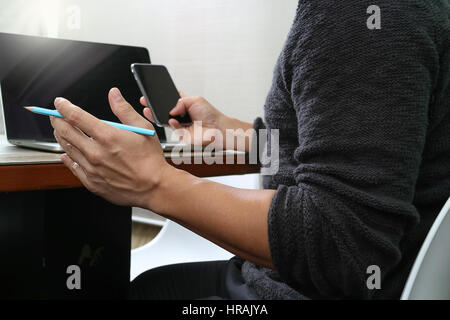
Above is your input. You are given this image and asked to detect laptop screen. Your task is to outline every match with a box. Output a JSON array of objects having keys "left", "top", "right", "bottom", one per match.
[{"left": 0, "top": 32, "right": 165, "bottom": 142}]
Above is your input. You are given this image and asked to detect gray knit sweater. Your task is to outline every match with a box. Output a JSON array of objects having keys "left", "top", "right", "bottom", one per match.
[{"left": 239, "top": 0, "right": 450, "bottom": 299}]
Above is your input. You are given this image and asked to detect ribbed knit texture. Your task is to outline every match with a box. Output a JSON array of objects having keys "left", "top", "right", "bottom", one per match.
[{"left": 242, "top": 0, "right": 450, "bottom": 299}]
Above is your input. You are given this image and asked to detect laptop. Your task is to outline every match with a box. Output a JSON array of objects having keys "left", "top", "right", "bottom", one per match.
[{"left": 0, "top": 32, "right": 180, "bottom": 152}]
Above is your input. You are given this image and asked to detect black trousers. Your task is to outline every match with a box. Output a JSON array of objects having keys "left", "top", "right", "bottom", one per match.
[{"left": 130, "top": 260, "right": 230, "bottom": 300}]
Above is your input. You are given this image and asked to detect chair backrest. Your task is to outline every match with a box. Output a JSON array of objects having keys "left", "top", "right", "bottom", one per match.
[{"left": 401, "top": 197, "right": 450, "bottom": 300}]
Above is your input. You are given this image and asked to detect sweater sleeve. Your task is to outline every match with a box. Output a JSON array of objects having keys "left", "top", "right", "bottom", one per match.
[{"left": 268, "top": 1, "right": 440, "bottom": 298}]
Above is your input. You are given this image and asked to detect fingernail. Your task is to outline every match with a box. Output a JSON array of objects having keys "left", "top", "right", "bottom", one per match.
[
  {"left": 54, "top": 97, "right": 65, "bottom": 108},
  {"left": 112, "top": 88, "right": 122, "bottom": 102}
]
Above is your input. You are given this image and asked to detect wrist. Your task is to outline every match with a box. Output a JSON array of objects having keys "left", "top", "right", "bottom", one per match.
[
  {"left": 145, "top": 164, "right": 199, "bottom": 216},
  {"left": 218, "top": 115, "right": 252, "bottom": 133},
  {"left": 217, "top": 116, "right": 253, "bottom": 152}
]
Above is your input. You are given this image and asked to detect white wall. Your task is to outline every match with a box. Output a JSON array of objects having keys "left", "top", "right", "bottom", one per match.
[{"left": 0, "top": 0, "right": 298, "bottom": 134}]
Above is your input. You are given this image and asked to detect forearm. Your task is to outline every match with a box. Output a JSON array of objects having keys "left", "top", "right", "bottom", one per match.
[{"left": 150, "top": 167, "right": 276, "bottom": 268}]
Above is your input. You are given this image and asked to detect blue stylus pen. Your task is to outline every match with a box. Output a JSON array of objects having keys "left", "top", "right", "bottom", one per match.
[{"left": 24, "top": 106, "right": 156, "bottom": 137}]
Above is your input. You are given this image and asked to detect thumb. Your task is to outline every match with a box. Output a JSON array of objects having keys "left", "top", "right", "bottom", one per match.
[
  {"left": 109, "top": 88, "right": 152, "bottom": 128},
  {"left": 169, "top": 98, "right": 189, "bottom": 116}
]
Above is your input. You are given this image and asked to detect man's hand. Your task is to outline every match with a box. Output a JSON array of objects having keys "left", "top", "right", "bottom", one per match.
[
  {"left": 141, "top": 93, "right": 253, "bottom": 150},
  {"left": 50, "top": 87, "right": 172, "bottom": 211}
]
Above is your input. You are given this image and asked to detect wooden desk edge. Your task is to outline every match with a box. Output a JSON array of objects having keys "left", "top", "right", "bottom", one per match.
[{"left": 0, "top": 155, "right": 261, "bottom": 192}]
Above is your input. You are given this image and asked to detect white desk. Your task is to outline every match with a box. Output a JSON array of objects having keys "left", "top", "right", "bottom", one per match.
[{"left": 0, "top": 135, "right": 61, "bottom": 165}]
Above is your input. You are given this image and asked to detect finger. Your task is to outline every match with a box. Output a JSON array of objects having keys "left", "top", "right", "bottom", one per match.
[
  {"left": 169, "top": 98, "right": 187, "bottom": 116},
  {"left": 61, "top": 153, "right": 88, "bottom": 184},
  {"left": 50, "top": 116, "right": 96, "bottom": 157},
  {"left": 109, "top": 88, "right": 153, "bottom": 129},
  {"left": 178, "top": 90, "right": 187, "bottom": 98},
  {"left": 170, "top": 96, "right": 203, "bottom": 116},
  {"left": 143, "top": 107, "right": 155, "bottom": 122},
  {"left": 168, "top": 118, "right": 183, "bottom": 130},
  {"left": 54, "top": 97, "right": 111, "bottom": 141},
  {"left": 54, "top": 130, "right": 94, "bottom": 173},
  {"left": 140, "top": 96, "right": 148, "bottom": 107},
  {"left": 140, "top": 97, "right": 155, "bottom": 121}
]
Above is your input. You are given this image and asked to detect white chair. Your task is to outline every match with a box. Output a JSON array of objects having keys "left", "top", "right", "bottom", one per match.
[
  {"left": 130, "top": 173, "right": 261, "bottom": 281},
  {"left": 401, "top": 197, "right": 450, "bottom": 300}
]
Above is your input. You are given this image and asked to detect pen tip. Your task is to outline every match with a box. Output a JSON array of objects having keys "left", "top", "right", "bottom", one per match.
[{"left": 24, "top": 106, "right": 33, "bottom": 111}]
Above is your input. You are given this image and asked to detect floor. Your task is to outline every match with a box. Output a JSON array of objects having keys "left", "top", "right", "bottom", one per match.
[{"left": 131, "top": 222, "right": 161, "bottom": 250}]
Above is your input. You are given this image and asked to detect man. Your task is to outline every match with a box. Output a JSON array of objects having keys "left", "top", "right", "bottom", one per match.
[{"left": 50, "top": 1, "right": 450, "bottom": 299}]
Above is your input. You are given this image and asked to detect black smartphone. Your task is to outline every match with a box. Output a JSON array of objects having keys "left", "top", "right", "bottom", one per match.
[{"left": 131, "top": 63, "right": 192, "bottom": 127}]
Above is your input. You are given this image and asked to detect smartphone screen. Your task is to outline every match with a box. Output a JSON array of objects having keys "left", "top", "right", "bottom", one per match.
[{"left": 131, "top": 63, "right": 192, "bottom": 127}]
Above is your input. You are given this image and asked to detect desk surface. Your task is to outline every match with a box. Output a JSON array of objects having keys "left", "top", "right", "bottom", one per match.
[
  {"left": 0, "top": 135, "right": 260, "bottom": 192},
  {"left": 0, "top": 136, "right": 62, "bottom": 165}
]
